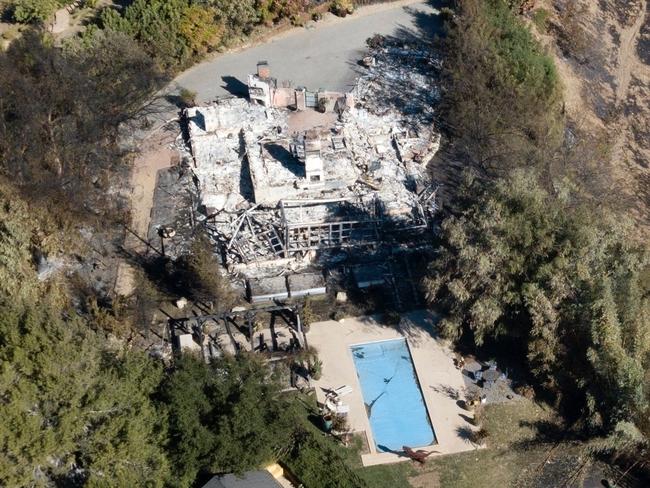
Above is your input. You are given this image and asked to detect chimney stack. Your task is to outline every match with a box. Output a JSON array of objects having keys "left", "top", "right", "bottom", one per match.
[
  {"left": 303, "top": 131, "right": 324, "bottom": 185},
  {"left": 257, "top": 61, "right": 270, "bottom": 80}
]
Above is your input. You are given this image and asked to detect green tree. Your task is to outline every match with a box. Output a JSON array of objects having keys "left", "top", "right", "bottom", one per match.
[
  {"left": 0, "top": 303, "right": 170, "bottom": 487},
  {"left": 0, "top": 184, "right": 169, "bottom": 487},
  {"left": 283, "top": 427, "right": 369, "bottom": 488},
  {"left": 440, "top": 0, "right": 562, "bottom": 179},
  {"left": 100, "top": 0, "right": 222, "bottom": 69},
  {"left": 179, "top": 4, "right": 222, "bottom": 55},
  {"left": 0, "top": 30, "right": 163, "bottom": 219},
  {"left": 424, "top": 171, "right": 650, "bottom": 431},
  {"left": 581, "top": 279, "right": 646, "bottom": 428},
  {"left": 11, "top": 0, "right": 67, "bottom": 24},
  {"left": 162, "top": 354, "right": 295, "bottom": 486},
  {"left": 197, "top": 0, "right": 257, "bottom": 35}
]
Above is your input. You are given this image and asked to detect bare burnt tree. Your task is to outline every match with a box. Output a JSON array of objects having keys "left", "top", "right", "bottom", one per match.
[{"left": 0, "top": 30, "right": 166, "bottom": 220}]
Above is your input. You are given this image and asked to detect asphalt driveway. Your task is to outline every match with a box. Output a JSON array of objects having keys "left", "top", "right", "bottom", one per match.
[{"left": 172, "top": 1, "right": 443, "bottom": 103}]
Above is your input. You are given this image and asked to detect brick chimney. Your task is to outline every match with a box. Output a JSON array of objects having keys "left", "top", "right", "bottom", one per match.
[{"left": 257, "top": 61, "right": 271, "bottom": 80}]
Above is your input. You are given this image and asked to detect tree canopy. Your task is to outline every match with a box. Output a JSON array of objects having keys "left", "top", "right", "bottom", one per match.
[
  {"left": 0, "top": 30, "right": 164, "bottom": 217},
  {"left": 10, "top": 0, "right": 72, "bottom": 24},
  {"left": 98, "top": 0, "right": 310, "bottom": 70},
  {"left": 161, "top": 354, "right": 296, "bottom": 487},
  {"left": 0, "top": 183, "right": 311, "bottom": 488},
  {"left": 0, "top": 182, "right": 169, "bottom": 487},
  {"left": 424, "top": 171, "right": 650, "bottom": 432},
  {"left": 440, "top": 0, "right": 562, "bottom": 178}
]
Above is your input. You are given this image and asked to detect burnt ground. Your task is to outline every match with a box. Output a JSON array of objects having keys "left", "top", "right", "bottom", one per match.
[{"left": 534, "top": 0, "right": 650, "bottom": 239}]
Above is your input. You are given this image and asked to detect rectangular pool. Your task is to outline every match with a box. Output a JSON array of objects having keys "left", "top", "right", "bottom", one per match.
[{"left": 351, "top": 338, "right": 436, "bottom": 451}]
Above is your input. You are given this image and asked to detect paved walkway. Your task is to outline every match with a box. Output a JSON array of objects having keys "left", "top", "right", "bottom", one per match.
[{"left": 308, "top": 311, "right": 477, "bottom": 466}]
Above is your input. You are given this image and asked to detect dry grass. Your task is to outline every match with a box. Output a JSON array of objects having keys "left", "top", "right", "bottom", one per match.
[
  {"left": 357, "top": 399, "right": 560, "bottom": 488},
  {"left": 531, "top": 0, "right": 650, "bottom": 241},
  {"left": 427, "top": 400, "right": 558, "bottom": 487}
]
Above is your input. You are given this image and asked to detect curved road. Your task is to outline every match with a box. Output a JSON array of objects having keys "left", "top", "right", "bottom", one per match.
[{"left": 173, "top": 1, "right": 442, "bottom": 103}]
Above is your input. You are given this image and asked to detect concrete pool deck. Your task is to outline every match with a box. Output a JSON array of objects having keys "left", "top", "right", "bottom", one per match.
[{"left": 308, "top": 310, "right": 478, "bottom": 466}]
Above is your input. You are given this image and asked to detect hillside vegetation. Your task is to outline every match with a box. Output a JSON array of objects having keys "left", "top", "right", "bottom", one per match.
[
  {"left": 0, "top": 174, "right": 364, "bottom": 486},
  {"left": 2, "top": 0, "right": 320, "bottom": 70},
  {"left": 0, "top": 0, "right": 649, "bottom": 486},
  {"left": 439, "top": 0, "right": 561, "bottom": 179},
  {"left": 0, "top": 181, "right": 350, "bottom": 486},
  {"left": 426, "top": 0, "right": 650, "bottom": 474}
]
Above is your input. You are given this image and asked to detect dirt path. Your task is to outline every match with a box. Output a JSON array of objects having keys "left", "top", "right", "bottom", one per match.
[
  {"left": 129, "top": 134, "right": 177, "bottom": 239},
  {"left": 614, "top": 0, "right": 647, "bottom": 103},
  {"left": 609, "top": 0, "right": 650, "bottom": 229},
  {"left": 610, "top": 1, "right": 647, "bottom": 162},
  {"left": 114, "top": 130, "right": 176, "bottom": 296},
  {"left": 538, "top": 0, "right": 650, "bottom": 237}
]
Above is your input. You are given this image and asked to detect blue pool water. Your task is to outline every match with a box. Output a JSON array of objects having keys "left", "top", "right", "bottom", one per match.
[{"left": 351, "top": 338, "right": 436, "bottom": 451}]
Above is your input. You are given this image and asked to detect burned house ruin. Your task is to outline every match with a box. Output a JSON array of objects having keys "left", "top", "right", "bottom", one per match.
[{"left": 163, "top": 37, "right": 442, "bottom": 307}]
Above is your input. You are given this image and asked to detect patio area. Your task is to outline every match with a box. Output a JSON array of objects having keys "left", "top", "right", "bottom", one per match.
[{"left": 307, "top": 310, "right": 478, "bottom": 466}]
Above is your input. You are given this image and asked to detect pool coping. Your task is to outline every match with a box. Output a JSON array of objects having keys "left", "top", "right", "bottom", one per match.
[
  {"left": 307, "top": 311, "right": 480, "bottom": 466},
  {"left": 349, "top": 337, "right": 439, "bottom": 452}
]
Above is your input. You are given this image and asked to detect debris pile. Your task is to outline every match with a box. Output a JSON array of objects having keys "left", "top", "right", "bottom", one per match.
[{"left": 161, "top": 36, "right": 443, "bottom": 290}]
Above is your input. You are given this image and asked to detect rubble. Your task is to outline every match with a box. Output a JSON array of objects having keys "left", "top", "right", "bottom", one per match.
[
  {"left": 287, "top": 273, "right": 327, "bottom": 299},
  {"left": 248, "top": 275, "right": 289, "bottom": 303},
  {"left": 353, "top": 264, "right": 387, "bottom": 289},
  {"left": 161, "top": 36, "right": 443, "bottom": 302}
]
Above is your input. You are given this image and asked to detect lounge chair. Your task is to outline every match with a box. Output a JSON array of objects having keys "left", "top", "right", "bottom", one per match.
[
  {"left": 331, "top": 404, "right": 350, "bottom": 414},
  {"left": 333, "top": 385, "right": 353, "bottom": 397},
  {"left": 326, "top": 398, "right": 350, "bottom": 414}
]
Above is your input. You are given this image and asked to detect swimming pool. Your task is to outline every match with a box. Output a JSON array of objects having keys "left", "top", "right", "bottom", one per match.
[{"left": 351, "top": 338, "right": 436, "bottom": 451}]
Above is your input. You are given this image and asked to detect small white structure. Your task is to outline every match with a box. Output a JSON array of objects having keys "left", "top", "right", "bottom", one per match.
[
  {"left": 177, "top": 333, "right": 201, "bottom": 353},
  {"left": 333, "top": 385, "right": 353, "bottom": 397},
  {"left": 303, "top": 130, "right": 324, "bottom": 185},
  {"left": 290, "top": 129, "right": 325, "bottom": 188},
  {"left": 247, "top": 61, "right": 273, "bottom": 107},
  {"left": 175, "top": 297, "right": 188, "bottom": 310},
  {"left": 326, "top": 397, "right": 350, "bottom": 414}
]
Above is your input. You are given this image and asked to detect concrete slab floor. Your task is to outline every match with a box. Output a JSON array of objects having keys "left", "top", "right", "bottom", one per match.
[
  {"left": 307, "top": 310, "right": 479, "bottom": 466},
  {"left": 287, "top": 110, "right": 338, "bottom": 133}
]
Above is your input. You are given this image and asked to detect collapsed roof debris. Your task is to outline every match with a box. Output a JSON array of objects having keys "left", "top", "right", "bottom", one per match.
[{"left": 157, "top": 35, "right": 443, "bottom": 298}]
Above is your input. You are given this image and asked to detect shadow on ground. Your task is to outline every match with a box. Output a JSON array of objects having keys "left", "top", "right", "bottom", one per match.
[{"left": 221, "top": 75, "right": 249, "bottom": 97}]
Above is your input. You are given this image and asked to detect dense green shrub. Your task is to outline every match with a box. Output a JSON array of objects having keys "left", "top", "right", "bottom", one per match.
[
  {"left": 434, "top": 3, "right": 650, "bottom": 437},
  {"left": 484, "top": 0, "right": 558, "bottom": 100},
  {"left": 330, "top": 0, "right": 354, "bottom": 17},
  {"left": 98, "top": 0, "right": 311, "bottom": 70},
  {"left": 0, "top": 183, "right": 321, "bottom": 487},
  {"left": 100, "top": 0, "right": 201, "bottom": 69},
  {"left": 424, "top": 171, "right": 650, "bottom": 432},
  {"left": 441, "top": 0, "right": 562, "bottom": 177},
  {"left": 0, "top": 184, "right": 170, "bottom": 487},
  {"left": 283, "top": 428, "right": 369, "bottom": 488},
  {"left": 161, "top": 354, "right": 297, "bottom": 486},
  {"left": 198, "top": 0, "right": 257, "bottom": 34},
  {"left": 532, "top": 8, "right": 550, "bottom": 32},
  {"left": 181, "top": 231, "right": 233, "bottom": 307},
  {"left": 11, "top": 0, "right": 70, "bottom": 24}
]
